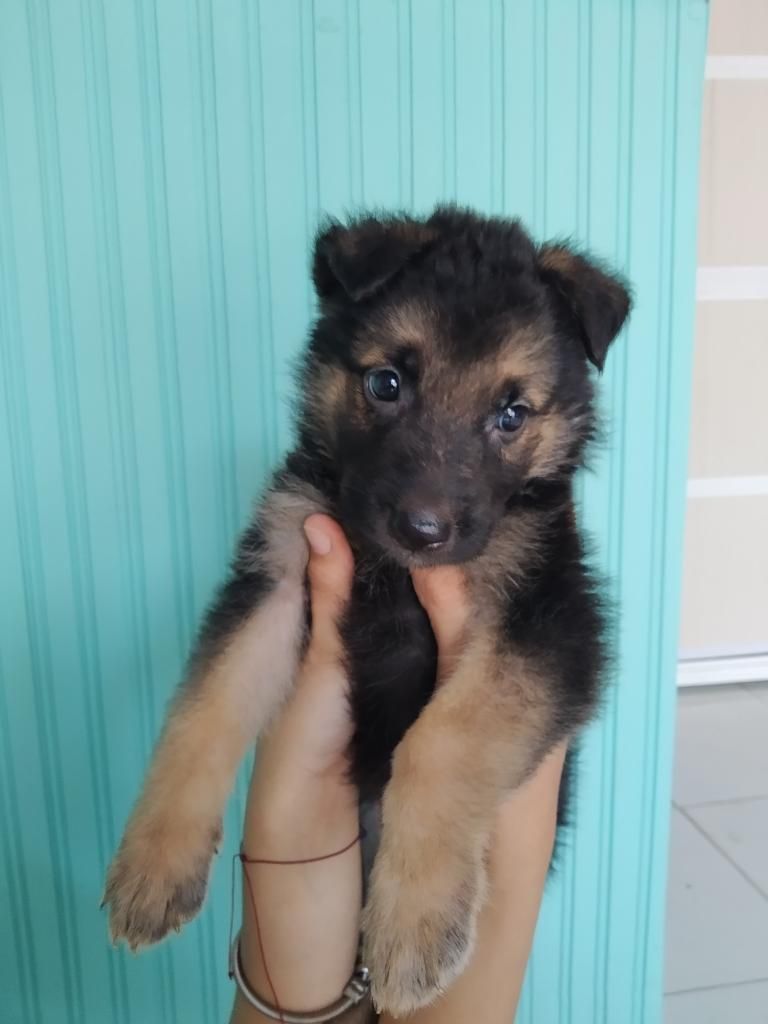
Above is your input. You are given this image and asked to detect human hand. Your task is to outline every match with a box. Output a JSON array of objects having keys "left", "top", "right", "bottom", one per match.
[
  {"left": 247, "top": 519, "right": 474, "bottom": 840},
  {"left": 233, "top": 517, "right": 564, "bottom": 1024},
  {"left": 234, "top": 516, "right": 363, "bottom": 1019},
  {"left": 243, "top": 514, "right": 358, "bottom": 852},
  {"left": 410, "top": 564, "right": 471, "bottom": 682}
]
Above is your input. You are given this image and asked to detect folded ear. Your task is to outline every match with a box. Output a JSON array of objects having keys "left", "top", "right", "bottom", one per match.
[
  {"left": 313, "top": 216, "right": 436, "bottom": 305},
  {"left": 538, "top": 244, "right": 632, "bottom": 370}
]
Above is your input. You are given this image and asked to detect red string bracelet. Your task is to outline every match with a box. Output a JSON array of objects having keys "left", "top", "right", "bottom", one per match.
[{"left": 228, "top": 832, "right": 367, "bottom": 1023}]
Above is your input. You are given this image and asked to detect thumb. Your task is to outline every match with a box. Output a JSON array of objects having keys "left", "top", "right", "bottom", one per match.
[
  {"left": 410, "top": 565, "right": 470, "bottom": 660},
  {"left": 303, "top": 514, "right": 355, "bottom": 659}
]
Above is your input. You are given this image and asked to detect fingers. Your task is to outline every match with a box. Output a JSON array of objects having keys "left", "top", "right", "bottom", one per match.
[
  {"left": 304, "top": 514, "right": 355, "bottom": 661},
  {"left": 303, "top": 515, "right": 470, "bottom": 675},
  {"left": 411, "top": 565, "right": 470, "bottom": 660}
]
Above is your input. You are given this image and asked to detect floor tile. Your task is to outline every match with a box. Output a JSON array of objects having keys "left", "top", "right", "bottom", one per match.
[
  {"left": 665, "top": 981, "right": 768, "bottom": 1024},
  {"left": 678, "top": 683, "right": 757, "bottom": 707},
  {"left": 746, "top": 681, "right": 768, "bottom": 704},
  {"left": 689, "top": 797, "right": 768, "bottom": 897},
  {"left": 673, "top": 687, "right": 768, "bottom": 805},
  {"left": 665, "top": 809, "right": 768, "bottom": 992}
]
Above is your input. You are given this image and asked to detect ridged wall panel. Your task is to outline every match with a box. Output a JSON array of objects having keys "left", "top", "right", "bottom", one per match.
[{"left": 0, "top": 2, "right": 708, "bottom": 1021}]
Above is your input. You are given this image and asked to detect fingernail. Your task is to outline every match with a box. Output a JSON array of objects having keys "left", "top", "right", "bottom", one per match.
[{"left": 304, "top": 521, "right": 332, "bottom": 556}]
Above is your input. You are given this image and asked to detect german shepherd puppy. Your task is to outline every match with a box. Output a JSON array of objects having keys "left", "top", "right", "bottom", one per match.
[{"left": 104, "top": 205, "right": 630, "bottom": 1015}]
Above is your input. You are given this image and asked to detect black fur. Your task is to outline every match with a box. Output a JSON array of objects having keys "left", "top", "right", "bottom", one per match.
[
  {"left": 203, "top": 204, "right": 629, "bottom": 817},
  {"left": 344, "top": 502, "right": 608, "bottom": 807},
  {"left": 104, "top": 207, "right": 632, "bottom": 982}
]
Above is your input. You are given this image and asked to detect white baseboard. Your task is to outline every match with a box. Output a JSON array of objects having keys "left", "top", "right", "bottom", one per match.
[
  {"left": 706, "top": 56, "right": 768, "bottom": 80},
  {"left": 677, "top": 654, "right": 768, "bottom": 688},
  {"left": 687, "top": 475, "right": 768, "bottom": 499},
  {"left": 696, "top": 265, "right": 768, "bottom": 301}
]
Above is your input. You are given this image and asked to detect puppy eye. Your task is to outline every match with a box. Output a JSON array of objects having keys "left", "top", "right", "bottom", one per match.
[
  {"left": 496, "top": 404, "right": 528, "bottom": 433},
  {"left": 365, "top": 368, "right": 400, "bottom": 403}
]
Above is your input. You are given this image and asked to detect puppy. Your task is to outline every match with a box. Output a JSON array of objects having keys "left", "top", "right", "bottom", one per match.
[{"left": 103, "top": 205, "right": 631, "bottom": 1015}]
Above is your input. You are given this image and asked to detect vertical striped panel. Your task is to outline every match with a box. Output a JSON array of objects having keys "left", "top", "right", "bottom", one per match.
[{"left": 0, "top": 2, "right": 708, "bottom": 1021}]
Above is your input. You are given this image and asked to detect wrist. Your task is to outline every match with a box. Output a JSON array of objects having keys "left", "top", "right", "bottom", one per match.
[{"left": 245, "top": 769, "right": 359, "bottom": 857}]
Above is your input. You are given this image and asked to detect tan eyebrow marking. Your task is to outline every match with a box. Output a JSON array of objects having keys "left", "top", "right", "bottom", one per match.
[
  {"left": 491, "top": 326, "right": 557, "bottom": 409},
  {"left": 354, "top": 299, "right": 437, "bottom": 369}
]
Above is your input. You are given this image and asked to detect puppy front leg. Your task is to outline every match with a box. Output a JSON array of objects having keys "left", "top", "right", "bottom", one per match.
[
  {"left": 363, "top": 630, "right": 562, "bottom": 1015},
  {"left": 104, "top": 480, "right": 324, "bottom": 949}
]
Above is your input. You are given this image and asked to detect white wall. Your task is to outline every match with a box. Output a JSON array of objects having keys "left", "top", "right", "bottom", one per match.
[{"left": 680, "top": 0, "right": 768, "bottom": 669}]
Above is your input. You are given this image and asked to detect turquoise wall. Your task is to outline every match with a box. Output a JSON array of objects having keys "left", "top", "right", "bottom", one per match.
[{"left": 0, "top": 2, "right": 708, "bottom": 1022}]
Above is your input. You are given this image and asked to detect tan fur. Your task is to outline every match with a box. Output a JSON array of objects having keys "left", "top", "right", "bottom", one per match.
[
  {"left": 413, "top": 318, "right": 559, "bottom": 426},
  {"left": 528, "top": 408, "right": 587, "bottom": 477},
  {"left": 243, "top": 480, "right": 328, "bottom": 578},
  {"left": 383, "top": 300, "right": 435, "bottom": 350},
  {"left": 468, "top": 507, "right": 547, "bottom": 596},
  {"left": 538, "top": 244, "right": 576, "bottom": 276},
  {"left": 302, "top": 361, "right": 348, "bottom": 455},
  {"left": 353, "top": 300, "right": 436, "bottom": 368},
  {"left": 495, "top": 325, "right": 557, "bottom": 406},
  {"left": 363, "top": 620, "right": 559, "bottom": 1015},
  {"left": 495, "top": 405, "right": 572, "bottom": 475},
  {"left": 344, "top": 306, "right": 564, "bottom": 455},
  {"left": 104, "top": 482, "right": 324, "bottom": 948}
]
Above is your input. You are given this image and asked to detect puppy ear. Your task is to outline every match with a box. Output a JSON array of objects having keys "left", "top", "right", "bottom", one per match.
[
  {"left": 313, "top": 217, "right": 435, "bottom": 305},
  {"left": 538, "top": 244, "right": 632, "bottom": 370}
]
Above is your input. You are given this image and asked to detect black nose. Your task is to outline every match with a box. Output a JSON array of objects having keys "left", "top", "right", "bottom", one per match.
[{"left": 391, "top": 507, "right": 452, "bottom": 551}]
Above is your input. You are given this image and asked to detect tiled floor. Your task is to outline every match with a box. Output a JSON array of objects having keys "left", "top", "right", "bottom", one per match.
[{"left": 665, "top": 682, "right": 768, "bottom": 1023}]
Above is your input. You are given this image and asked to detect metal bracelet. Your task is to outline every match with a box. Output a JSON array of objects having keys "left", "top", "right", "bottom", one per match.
[{"left": 229, "top": 931, "right": 371, "bottom": 1023}]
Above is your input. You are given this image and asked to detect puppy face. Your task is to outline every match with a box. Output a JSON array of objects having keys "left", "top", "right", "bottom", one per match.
[{"left": 299, "top": 206, "right": 630, "bottom": 568}]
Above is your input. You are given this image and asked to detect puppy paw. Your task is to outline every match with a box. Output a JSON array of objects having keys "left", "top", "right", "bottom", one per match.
[
  {"left": 103, "top": 816, "right": 222, "bottom": 949},
  {"left": 362, "top": 840, "right": 485, "bottom": 1016}
]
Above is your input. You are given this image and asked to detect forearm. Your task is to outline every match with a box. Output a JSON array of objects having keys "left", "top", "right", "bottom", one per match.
[
  {"left": 231, "top": 765, "right": 363, "bottom": 1023},
  {"left": 378, "top": 741, "right": 567, "bottom": 1024},
  {"left": 232, "top": 738, "right": 564, "bottom": 1024}
]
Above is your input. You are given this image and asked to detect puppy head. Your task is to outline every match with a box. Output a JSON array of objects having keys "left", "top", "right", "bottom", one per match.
[{"left": 300, "top": 206, "right": 631, "bottom": 567}]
